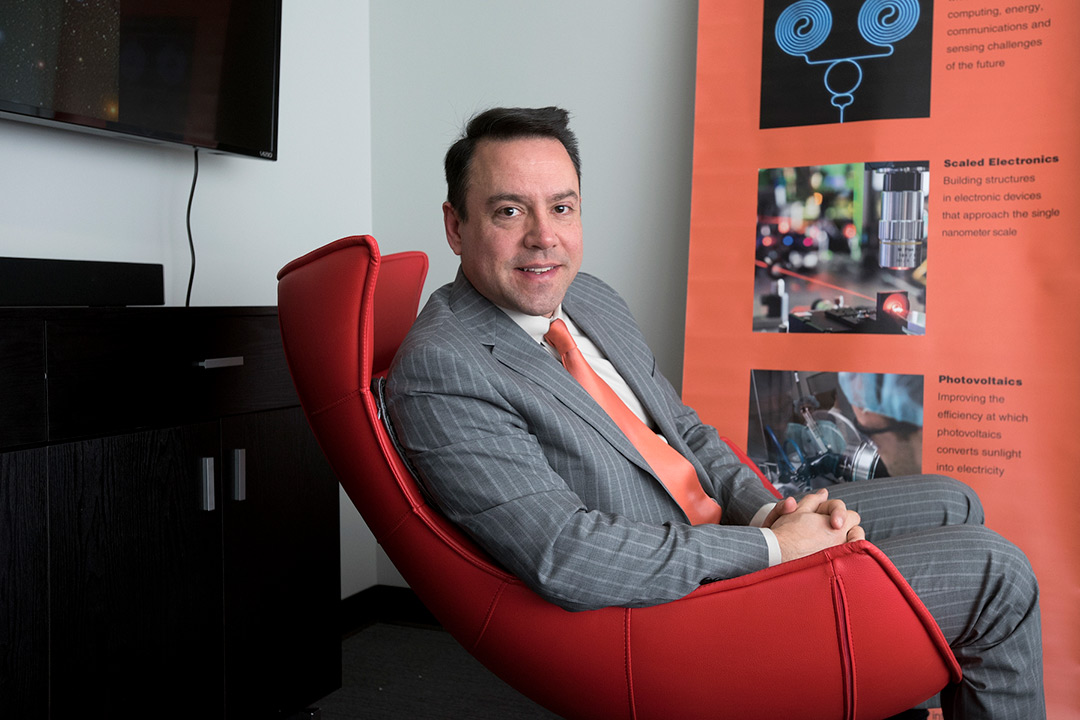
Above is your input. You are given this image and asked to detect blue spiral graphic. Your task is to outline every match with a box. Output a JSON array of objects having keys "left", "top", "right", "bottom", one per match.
[
  {"left": 775, "top": 0, "right": 833, "bottom": 56},
  {"left": 858, "top": 0, "right": 920, "bottom": 46}
]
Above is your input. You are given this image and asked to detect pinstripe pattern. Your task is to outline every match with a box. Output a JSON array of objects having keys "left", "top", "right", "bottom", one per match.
[
  {"left": 387, "top": 271, "right": 1044, "bottom": 716},
  {"left": 387, "top": 271, "right": 778, "bottom": 610},
  {"left": 829, "top": 476, "right": 1045, "bottom": 718}
]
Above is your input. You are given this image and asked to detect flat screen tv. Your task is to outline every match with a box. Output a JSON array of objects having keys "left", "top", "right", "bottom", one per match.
[{"left": 0, "top": 0, "right": 281, "bottom": 160}]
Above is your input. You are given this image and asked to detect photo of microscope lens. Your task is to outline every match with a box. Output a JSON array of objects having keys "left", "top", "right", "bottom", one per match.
[
  {"left": 754, "top": 160, "right": 928, "bottom": 335},
  {"left": 874, "top": 163, "right": 929, "bottom": 270}
]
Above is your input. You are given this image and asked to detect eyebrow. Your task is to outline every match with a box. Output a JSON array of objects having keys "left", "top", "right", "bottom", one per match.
[{"left": 484, "top": 190, "right": 580, "bottom": 207}]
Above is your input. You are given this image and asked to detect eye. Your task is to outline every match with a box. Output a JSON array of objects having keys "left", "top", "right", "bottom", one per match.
[
  {"left": 497, "top": 206, "right": 521, "bottom": 218},
  {"left": 553, "top": 204, "right": 573, "bottom": 214}
]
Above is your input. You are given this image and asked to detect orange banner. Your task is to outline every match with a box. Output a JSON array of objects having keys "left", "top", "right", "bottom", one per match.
[{"left": 686, "top": 1, "right": 1080, "bottom": 713}]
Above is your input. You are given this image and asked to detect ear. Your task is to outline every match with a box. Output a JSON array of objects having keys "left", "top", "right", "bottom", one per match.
[{"left": 443, "top": 202, "right": 464, "bottom": 256}]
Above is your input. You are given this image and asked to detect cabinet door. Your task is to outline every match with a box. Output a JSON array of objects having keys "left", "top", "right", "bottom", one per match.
[
  {"left": 49, "top": 422, "right": 226, "bottom": 718},
  {"left": 0, "top": 447, "right": 48, "bottom": 717},
  {"left": 0, "top": 318, "right": 46, "bottom": 448},
  {"left": 221, "top": 407, "right": 340, "bottom": 717}
]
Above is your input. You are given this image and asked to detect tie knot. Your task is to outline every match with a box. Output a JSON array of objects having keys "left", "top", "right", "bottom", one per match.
[{"left": 544, "top": 318, "right": 576, "bottom": 356}]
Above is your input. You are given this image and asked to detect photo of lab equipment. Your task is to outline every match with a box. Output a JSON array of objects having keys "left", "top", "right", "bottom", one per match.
[
  {"left": 747, "top": 370, "right": 924, "bottom": 496},
  {"left": 759, "top": 0, "right": 934, "bottom": 128},
  {"left": 753, "top": 161, "right": 928, "bottom": 335}
]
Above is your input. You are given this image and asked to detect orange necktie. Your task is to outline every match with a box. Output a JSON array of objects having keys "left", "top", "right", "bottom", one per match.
[{"left": 544, "top": 319, "right": 722, "bottom": 525}]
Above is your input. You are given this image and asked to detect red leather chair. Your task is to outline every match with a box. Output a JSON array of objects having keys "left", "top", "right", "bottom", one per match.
[{"left": 277, "top": 235, "right": 960, "bottom": 720}]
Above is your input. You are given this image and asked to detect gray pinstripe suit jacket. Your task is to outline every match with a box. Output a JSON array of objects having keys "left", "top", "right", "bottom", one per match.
[{"left": 386, "top": 269, "right": 780, "bottom": 611}]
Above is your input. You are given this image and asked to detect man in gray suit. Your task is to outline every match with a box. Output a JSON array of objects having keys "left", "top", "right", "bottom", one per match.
[{"left": 386, "top": 107, "right": 1044, "bottom": 718}]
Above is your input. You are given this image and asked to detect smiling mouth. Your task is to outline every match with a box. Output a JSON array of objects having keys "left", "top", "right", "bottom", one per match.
[{"left": 518, "top": 266, "right": 556, "bottom": 275}]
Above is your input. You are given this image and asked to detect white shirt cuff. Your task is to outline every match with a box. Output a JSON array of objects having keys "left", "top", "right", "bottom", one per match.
[
  {"left": 758, "top": 528, "right": 782, "bottom": 567},
  {"left": 750, "top": 502, "right": 782, "bottom": 567},
  {"left": 750, "top": 502, "right": 776, "bottom": 528}
]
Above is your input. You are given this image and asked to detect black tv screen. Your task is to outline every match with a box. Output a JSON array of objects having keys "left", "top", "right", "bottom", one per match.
[{"left": 0, "top": 0, "right": 281, "bottom": 160}]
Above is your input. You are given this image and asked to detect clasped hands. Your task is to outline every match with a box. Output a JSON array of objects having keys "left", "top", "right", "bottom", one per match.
[{"left": 762, "top": 488, "right": 864, "bottom": 562}]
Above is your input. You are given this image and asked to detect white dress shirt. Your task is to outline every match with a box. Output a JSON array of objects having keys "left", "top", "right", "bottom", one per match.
[{"left": 500, "top": 305, "right": 781, "bottom": 566}]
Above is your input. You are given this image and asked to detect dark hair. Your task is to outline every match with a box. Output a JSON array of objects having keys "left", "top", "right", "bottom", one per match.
[{"left": 444, "top": 106, "right": 581, "bottom": 220}]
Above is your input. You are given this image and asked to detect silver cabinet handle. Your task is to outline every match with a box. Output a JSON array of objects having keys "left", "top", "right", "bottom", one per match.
[
  {"left": 197, "top": 356, "right": 244, "bottom": 369},
  {"left": 200, "top": 457, "right": 216, "bottom": 511},
  {"left": 230, "top": 448, "right": 247, "bottom": 501}
]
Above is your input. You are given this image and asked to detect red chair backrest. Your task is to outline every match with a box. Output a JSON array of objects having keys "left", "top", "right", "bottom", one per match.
[
  {"left": 278, "top": 235, "right": 960, "bottom": 720},
  {"left": 278, "top": 235, "right": 431, "bottom": 532},
  {"left": 277, "top": 235, "right": 519, "bottom": 598}
]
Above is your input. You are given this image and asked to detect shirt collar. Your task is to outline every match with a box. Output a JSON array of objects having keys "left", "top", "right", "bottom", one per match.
[{"left": 500, "top": 305, "right": 565, "bottom": 343}]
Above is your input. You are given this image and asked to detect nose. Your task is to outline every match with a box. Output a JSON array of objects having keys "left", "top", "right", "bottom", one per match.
[{"left": 524, "top": 212, "right": 557, "bottom": 250}]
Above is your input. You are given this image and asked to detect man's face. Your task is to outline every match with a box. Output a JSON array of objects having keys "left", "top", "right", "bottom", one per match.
[{"left": 444, "top": 137, "right": 583, "bottom": 318}]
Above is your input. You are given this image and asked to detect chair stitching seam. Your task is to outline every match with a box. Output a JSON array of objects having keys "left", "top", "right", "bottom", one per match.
[
  {"left": 470, "top": 581, "right": 508, "bottom": 652},
  {"left": 309, "top": 387, "right": 363, "bottom": 418},
  {"left": 624, "top": 608, "right": 638, "bottom": 720}
]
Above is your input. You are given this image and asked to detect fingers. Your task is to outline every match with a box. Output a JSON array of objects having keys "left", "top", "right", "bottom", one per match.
[
  {"left": 825, "top": 502, "right": 860, "bottom": 535},
  {"left": 838, "top": 509, "right": 861, "bottom": 536},
  {"left": 771, "top": 487, "right": 866, "bottom": 561},
  {"left": 825, "top": 499, "right": 848, "bottom": 529},
  {"left": 772, "top": 506, "right": 850, "bottom": 562},
  {"left": 808, "top": 492, "right": 862, "bottom": 535},
  {"left": 762, "top": 496, "right": 798, "bottom": 527},
  {"left": 811, "top": 495, "right": 858, "bottom": 533},
  {"left": 794, "top": 487, "right": 829, "bottom": 514}
]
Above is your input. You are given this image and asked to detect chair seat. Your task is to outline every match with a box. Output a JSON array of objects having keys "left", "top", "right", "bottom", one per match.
[{"left": 277, "top": 235, "right": 959, "bottom": 720}]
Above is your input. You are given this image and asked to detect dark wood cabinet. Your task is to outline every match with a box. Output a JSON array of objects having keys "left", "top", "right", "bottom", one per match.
[
  {"left": 0, "top": 445, "right": 49, "bottom": 717},
  {"left": 221, "top": 409, "right": 341, "bottom": 717},
  {"left": 0, "top": 308, "right": 340, "bottom": 719}
]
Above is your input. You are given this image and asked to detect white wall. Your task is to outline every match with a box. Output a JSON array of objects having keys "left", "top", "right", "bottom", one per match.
[
  {"left": 0, "top": 0, "right": 701, "bottom": 597},
  {"left": 368, "top": 0, "right": 700, "bottom": 587},
  {"left": 0, "top": 0, "right": 379, "bottom": 598},
  {"left": 369, "top": 0, "right": 699, "bottom": 386},
  {"left": 0, "top": 0, "right": 372, "bottom": 308}
]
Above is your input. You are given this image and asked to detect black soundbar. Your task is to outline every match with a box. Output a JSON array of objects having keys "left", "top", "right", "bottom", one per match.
[{"left": 0, "top": 257, "right": 165, "bottom": 307}]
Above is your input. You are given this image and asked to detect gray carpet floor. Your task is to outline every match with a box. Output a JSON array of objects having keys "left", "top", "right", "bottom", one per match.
[
  {"left": 314, "top": 623, "right": 561, "bottom": 719},
  {"left": 313, "top": 622, "right": 935, "bottom": 719}
]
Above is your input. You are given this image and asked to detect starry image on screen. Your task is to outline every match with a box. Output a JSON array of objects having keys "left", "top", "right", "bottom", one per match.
[{"left": 0, "top": 0, "right": 281, "bottom": 159}]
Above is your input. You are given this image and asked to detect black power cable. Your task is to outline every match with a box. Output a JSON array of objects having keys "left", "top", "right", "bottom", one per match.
[{"left": 185, "top": 147, "right": 200, "bottom": 307}]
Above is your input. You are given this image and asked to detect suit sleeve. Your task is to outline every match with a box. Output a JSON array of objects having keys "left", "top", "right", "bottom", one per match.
[
  {"left": 654, "top": 368, "right": 780, "bottom": 524},
  {"left": 387, "top": 326, "right": 773, "bottom": 611}
]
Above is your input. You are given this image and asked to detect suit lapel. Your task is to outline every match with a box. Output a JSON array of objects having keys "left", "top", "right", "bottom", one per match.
[
  {"left": 447, "top": 271, "right": 652, "bottom": 473},
  {"left": 563, "top": 282, "right": 683, "bottom": 448}
]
